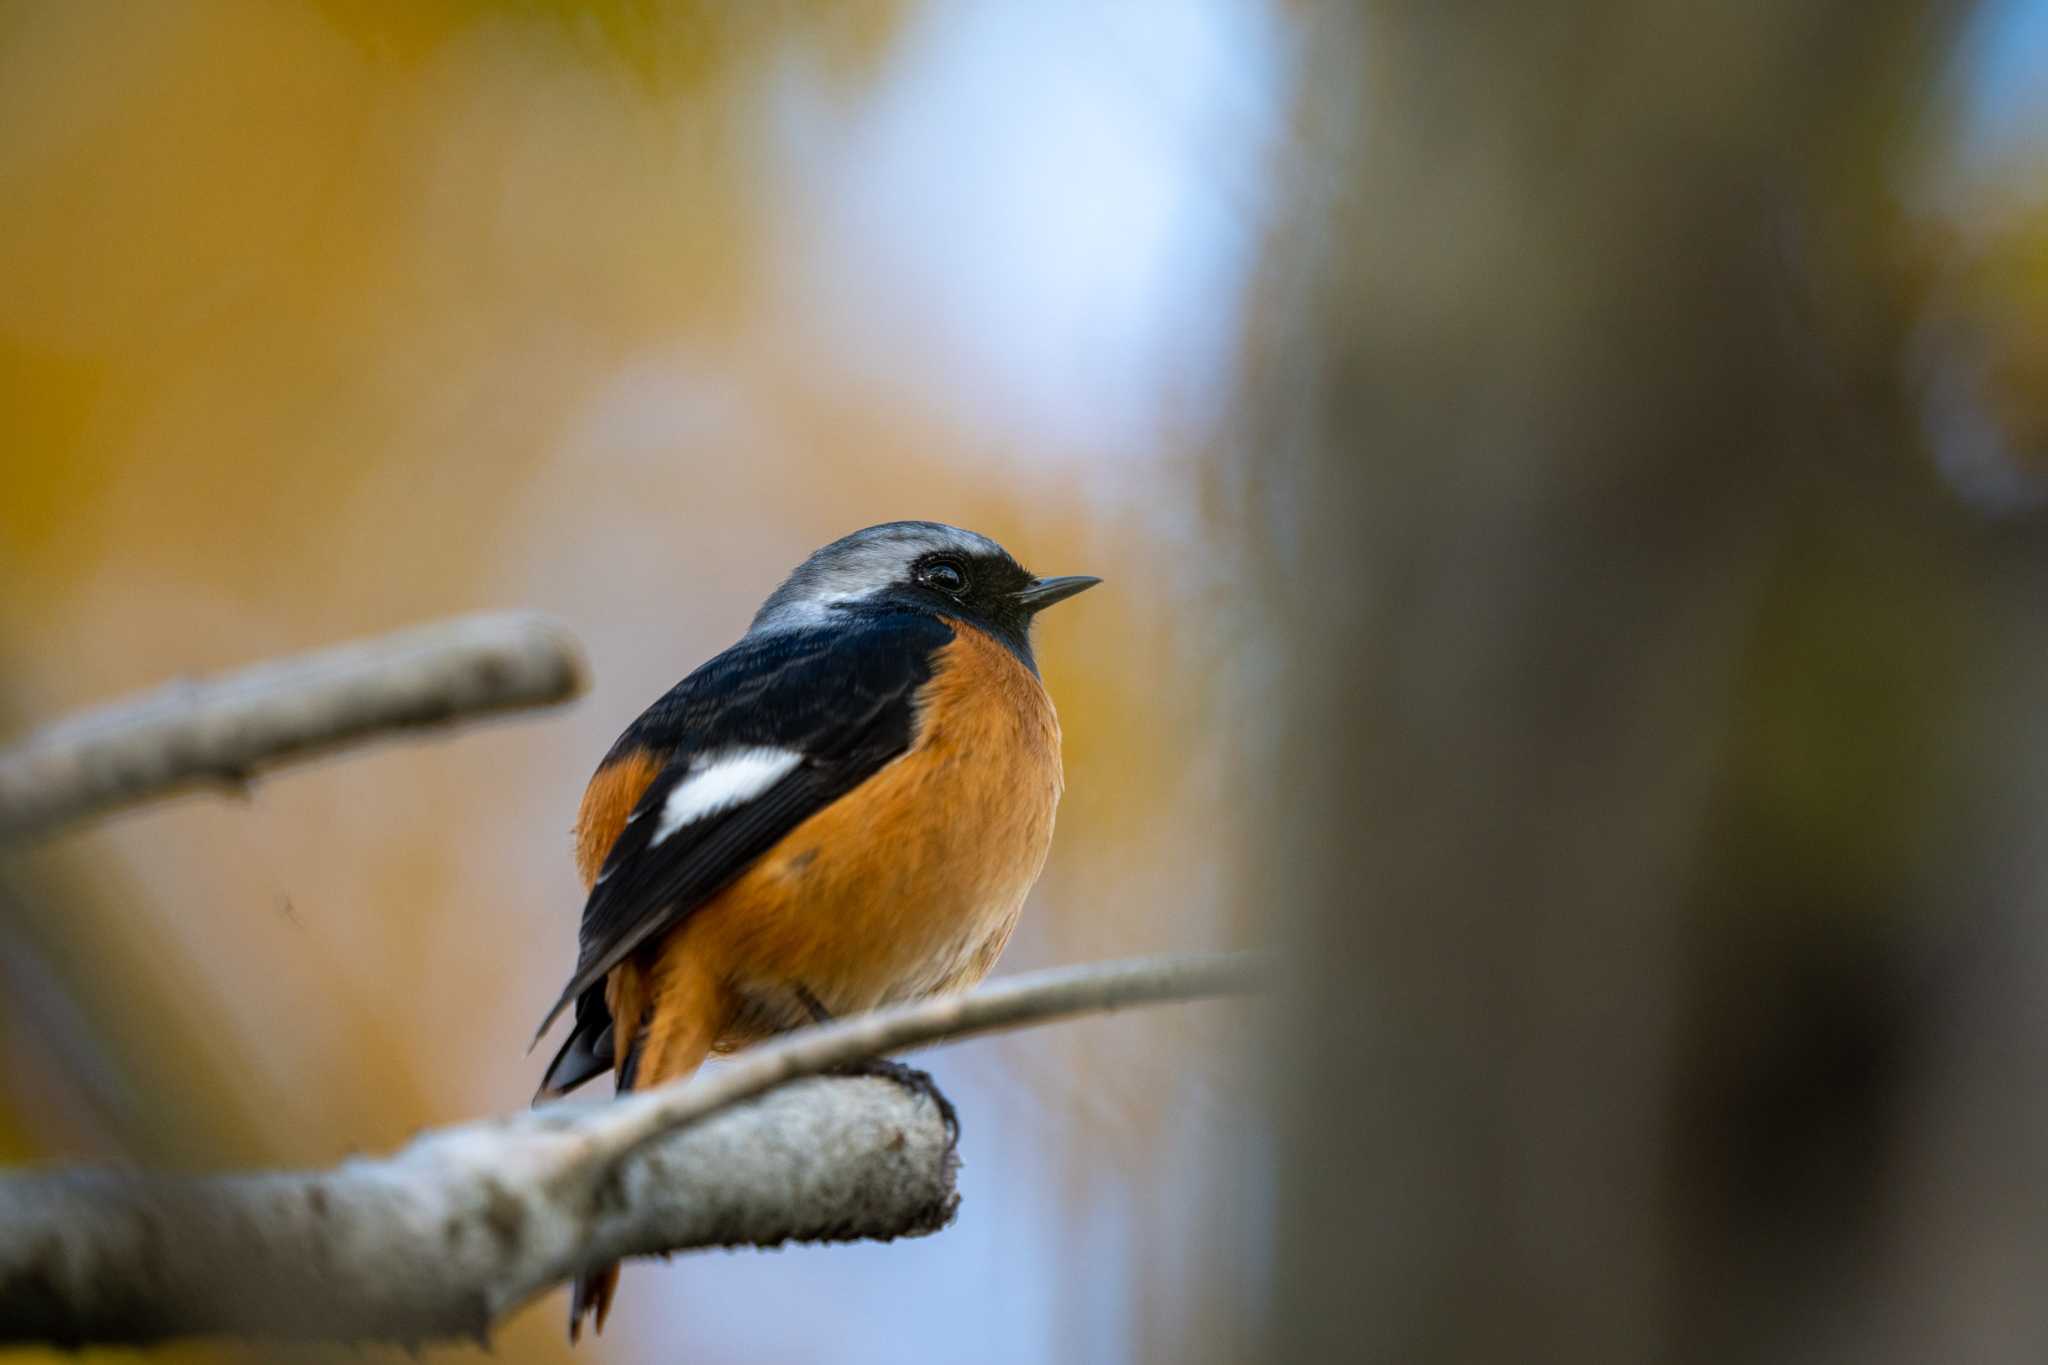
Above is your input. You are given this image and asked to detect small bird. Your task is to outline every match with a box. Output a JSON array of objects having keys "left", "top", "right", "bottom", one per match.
[{"left": 532, "top": 521, "right": 1098, "bottom": 1338}]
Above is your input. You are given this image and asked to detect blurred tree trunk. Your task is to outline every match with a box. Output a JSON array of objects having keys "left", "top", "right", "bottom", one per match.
[{"left": 1243, "top": 3, "right": 1996, "bottom": 1361}]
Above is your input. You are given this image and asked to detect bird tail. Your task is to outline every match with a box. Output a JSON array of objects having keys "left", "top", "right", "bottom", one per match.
[
  {"left": 569, "top": 1264, "right": 621, "bottom": 1344},
  {"left": 567, "top": 951, "right": 725, "bottom": 1342},
  {"left": 536, "top": 985, "right": 615, "bottom": 1103}
]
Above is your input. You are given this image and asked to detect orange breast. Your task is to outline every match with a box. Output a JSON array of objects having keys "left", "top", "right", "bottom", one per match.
[{"left": 658, "top": 622, "right": 1064, "bottom": 1046}]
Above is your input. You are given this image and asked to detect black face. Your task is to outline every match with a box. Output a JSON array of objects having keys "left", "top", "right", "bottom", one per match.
[
  {"left": 776, "top": 524, "right": 1097, "bottom": 672},
  {"left": 889, "top": 548, "right": 1041, "bottom": 660}
]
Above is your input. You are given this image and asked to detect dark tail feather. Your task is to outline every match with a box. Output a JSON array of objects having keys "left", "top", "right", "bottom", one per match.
[
  {"left": 559, "top": 955, "right": 719, "bottom": 1342},
  {"left": 547, "top": 984, "right": 621, "bottom": 1339},
  {"left": 535, "top": 986, "right": 615, "bottom": 1103},
  {"left": 569, "top": 1263, "right": 621, "bottom": 1342}
]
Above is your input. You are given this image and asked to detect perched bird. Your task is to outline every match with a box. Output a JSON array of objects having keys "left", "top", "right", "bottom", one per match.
[{"left": 532, "top": 521, "right": 1098, "bottom": 1339}]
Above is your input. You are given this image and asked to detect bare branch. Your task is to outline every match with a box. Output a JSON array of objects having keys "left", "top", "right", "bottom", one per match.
[
  {"left": 0, "top": 612, "right": 587, "bottom": 840},
  {"left": 0, "top": 953, "right": 1262, "bottom": 1348},
  {"left": 579, "top": 952, "right": 1270, "bottom": 1172}
]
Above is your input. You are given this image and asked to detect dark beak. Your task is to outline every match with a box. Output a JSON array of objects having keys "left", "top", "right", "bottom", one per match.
[{"left": 1014, "top": 575, "right": 1101, "bottom": 613}]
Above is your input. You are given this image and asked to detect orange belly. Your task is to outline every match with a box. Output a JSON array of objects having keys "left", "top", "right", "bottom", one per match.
[{"left": 643, "top": 623, "right": 1063, "bottom": 1057}]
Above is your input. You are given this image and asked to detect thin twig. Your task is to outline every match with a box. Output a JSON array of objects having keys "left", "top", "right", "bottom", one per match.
[
  {"left": 572, "top": 952, "right": 1269, "bottom": 1172},
  {"left": 0, "top": 611, "right": 587, "bottom": 840}
]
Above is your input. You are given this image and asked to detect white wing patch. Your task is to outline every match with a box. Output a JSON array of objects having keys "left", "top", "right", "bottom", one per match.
[{"left": 650, "top": 748, "right": 804, "bottom": 847}]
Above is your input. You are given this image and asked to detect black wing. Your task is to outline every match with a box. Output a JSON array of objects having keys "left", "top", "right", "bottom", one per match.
[{"left": 533, "top": 610, "right": 953, "bottom": 1045}]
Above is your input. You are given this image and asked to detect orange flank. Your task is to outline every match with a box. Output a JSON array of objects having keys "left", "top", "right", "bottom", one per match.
[{"left": 572, "top": 747, "right": 668, "bottom": 890}]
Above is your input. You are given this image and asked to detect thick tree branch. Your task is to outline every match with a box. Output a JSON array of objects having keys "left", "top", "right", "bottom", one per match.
[
  {"left": 0, "top": 611, "right": 587, "bottom": 840},
  {"left": 0, "top": 953, "right": 1262, "bottom": 1348},
  {"left": 0, "top": 1077, "right": 955, "bottom": 1348}
]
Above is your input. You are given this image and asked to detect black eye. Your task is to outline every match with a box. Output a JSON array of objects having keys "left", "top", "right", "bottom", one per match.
[{"left": 921, "top": 558, "right": 969, "bottom": 595}]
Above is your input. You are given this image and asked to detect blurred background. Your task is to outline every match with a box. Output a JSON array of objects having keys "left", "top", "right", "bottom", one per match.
[{"left": 3, "top": 1, "right": 2048, "bottom": 1362}]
